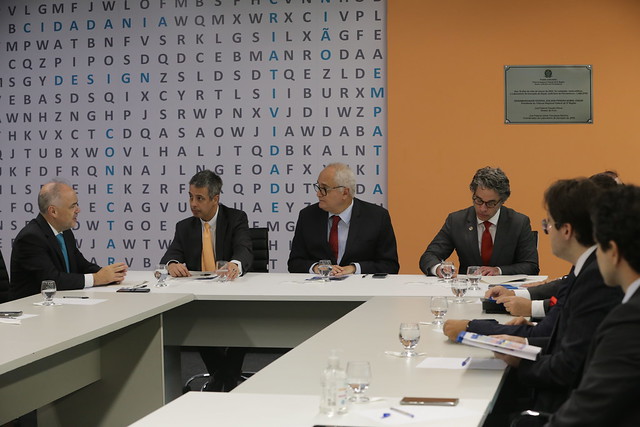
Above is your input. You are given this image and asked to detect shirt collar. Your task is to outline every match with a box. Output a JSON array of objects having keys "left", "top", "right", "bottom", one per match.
[
  {"left": 329, "top": 199, "right": 354, "bottom": 224},
  {"left": 477, "top": 207, "right": 501, "bottom": 226},
  {"left": 574, "top": 245, "right": 597, "bottom": 276},
  {"left": 622, "top": 278, "right": 640, "bottom": 304},
  {"left": 200, "top": 207, "right": 219, "bottom": 228},
  {"left": 46, "top": 221, "right": 62, "bottom": 236}
]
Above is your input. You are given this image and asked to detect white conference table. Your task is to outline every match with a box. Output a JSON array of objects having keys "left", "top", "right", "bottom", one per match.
[
  {"left": 1, "top": 272, "right": 542, "bottom": 425},
  {"left": 0, "top": 291, "right": 193, "bottom": 426},
  {"left": 133, "top": 296, "right": 513, "bottom": 426}
]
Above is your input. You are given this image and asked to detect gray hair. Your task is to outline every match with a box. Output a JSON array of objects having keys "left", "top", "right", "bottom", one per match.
[
  {"left": 328, "top": 163, "right": 356, "bottom": 196},
  {"left": 38, "top": 180, "right": 70, "bottom": 214},
  {"left": 469, "top": 167, "right": 511, "bottom": 201},
  {"left": 189, "top": 170, "right": 223, "bottom": 199}
]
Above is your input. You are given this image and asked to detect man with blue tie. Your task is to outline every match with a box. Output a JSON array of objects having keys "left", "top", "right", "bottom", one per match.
[
  {"left": 10, "top": 180, "right": 127, "bottom": 300},
  {"left": 288, "top": 163, "right": 399, "bottom": 275}
]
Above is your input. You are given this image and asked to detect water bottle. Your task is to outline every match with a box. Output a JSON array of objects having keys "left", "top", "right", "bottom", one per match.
[{"left": 319, "top": 350, "right": 348, "bottom": 416}]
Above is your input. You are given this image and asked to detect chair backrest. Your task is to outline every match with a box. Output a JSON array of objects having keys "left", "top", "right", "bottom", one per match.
[
  {"left": 249, "top": 227, "right": 269, "bottom": 273},
  {"left": 532, "top": 230, "right": 539, "bottom": 249}
]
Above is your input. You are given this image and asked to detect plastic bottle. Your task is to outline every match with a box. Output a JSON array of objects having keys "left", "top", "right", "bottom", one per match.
[{"left": 319, "top": 350, "right": 348, "bottom": 416}]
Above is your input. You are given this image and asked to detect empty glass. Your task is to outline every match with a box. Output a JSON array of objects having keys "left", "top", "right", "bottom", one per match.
[
  {"left": 440, "top": 261, "right": 456, "bottom": 282},
  {"left": 154, "top": 264, "right": 168, "bottom": 287},
  {"left": 430, "top": 296, "right": 448, "bottom": 327},
  {"left": 467, "top": 266, "right": 482, "bottom": 290},
  {"left": 318, "top": 259, "right": 332, "bottom": 282},
  {"left": 398, "top": 322, "right": 421, "bottom": 357},
  {"left": 215, "top": 261, "right": 229, "bottom": 282},
  {"left": 41, "top": 280, "right": 57, "bottom": 306},
  {"left": 451, "top": 279, "right": 468, "bottom": 303},
  {"left": 346, "top": 361, "right": 371, "bottom": 403}
]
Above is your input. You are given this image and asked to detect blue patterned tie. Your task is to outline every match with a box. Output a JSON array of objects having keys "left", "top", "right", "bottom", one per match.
[{"left": 56, "top": 233, "right": 70, "bottom": 273}]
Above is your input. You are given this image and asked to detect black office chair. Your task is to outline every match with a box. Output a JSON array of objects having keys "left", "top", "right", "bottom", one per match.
[
  {"left": 183, "top": 227, "right": 273, "bottom": 393},
  {"left": 510, "top": 409, "right": 551, "bottom": 427}
]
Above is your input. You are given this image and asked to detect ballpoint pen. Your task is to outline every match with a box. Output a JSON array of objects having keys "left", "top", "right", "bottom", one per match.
[
  {"left": 461, "top": 356, "right": 471, "bottom": 366},
  {"left": 63, "top": 296, "right": 89, "bottom": 299},
  {"left": 390, "top": 407, "right": 415, "bottom": 418}
]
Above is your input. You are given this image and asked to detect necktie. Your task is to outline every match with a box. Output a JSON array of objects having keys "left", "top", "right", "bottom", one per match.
[
  {"left": 481, "top": 221, "right": 493, "bottom": 266},
  {"left": 329, "top": 215, "right": 340, "bottom": 261},
  {"left": 56, "top": 233, "right": 70, "bottom": 273},
  {"left": 201, "top": 223, "right": 216, "bottom": 271}
]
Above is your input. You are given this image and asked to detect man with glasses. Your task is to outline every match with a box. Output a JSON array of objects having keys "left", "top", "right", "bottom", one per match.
[
  {"left": 288, "top": 163, "right": 399, "bottom": 275},
  {"left": 419, "top": 166, "right": 539, "bottom": 277}
]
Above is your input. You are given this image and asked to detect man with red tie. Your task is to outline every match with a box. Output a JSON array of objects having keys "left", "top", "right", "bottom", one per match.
[
  {"left": 288, "top": 163, "right": 399, "bottom": 275},
  {"left": 419, "top": 166, "right": 539, "bottom": 277}
]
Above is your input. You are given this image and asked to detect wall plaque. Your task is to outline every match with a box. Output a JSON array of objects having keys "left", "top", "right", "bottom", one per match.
[{"left": 505, "top": 65, "right": 592, "bottom": 124}]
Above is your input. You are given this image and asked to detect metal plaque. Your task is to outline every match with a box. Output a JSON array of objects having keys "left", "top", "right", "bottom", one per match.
[{"left": 505, "top": 65, "right": 592, "bottom": 124}]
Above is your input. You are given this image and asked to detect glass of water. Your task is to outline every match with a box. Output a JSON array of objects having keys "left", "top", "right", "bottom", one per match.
[
  {"left": 346, "top": 361, "right": 371, "bottom": 403},
  {"left": 154, "top": 264, "right": 168, "bottom": 287},
  {"left": 41, "top": 280, "right": 57, "bottom": 306},
  {"left": 430, "top": 296, "right": 449, "bottom": 327},
  {"left": 451, "top": 279, "right": 468, "bottom": 303},
  {"left": 318, "top": 259, "right": 332, "bottom": 282},
  {"left": 398, "top": 322, "right": 421, "bottom": 357},
  {"left": 215, "top": 261, "right": 229, "bottom": 282},
  {"left": 440, "top": 261, "right": 456, "bottom": 282},
  {"left": 467, "top": 266, "right": 482, "bottom": 290}
]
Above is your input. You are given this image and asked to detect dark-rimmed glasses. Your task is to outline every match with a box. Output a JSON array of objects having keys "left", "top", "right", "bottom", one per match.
[
  {"left": 541, "top": 218, "right": 555, "bottom": 234},
  {"left": 313, "top": 183, "right": 345, "bottom": 196},
  {"left": 472, "top": 194, "right": 501, "bottom": 209}
]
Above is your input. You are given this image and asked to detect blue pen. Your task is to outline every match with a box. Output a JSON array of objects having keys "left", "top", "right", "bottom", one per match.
[
  {"left": 461, "top": 356, "right": 471, "bottom": 366},
  {"left": 381, "top": 413, "right": 391, "bottom": 419}
]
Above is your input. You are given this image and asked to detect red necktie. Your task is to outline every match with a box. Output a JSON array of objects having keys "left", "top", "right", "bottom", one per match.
[
  {"left": 329, "top": 215, "right": 340, "bottom": 261},
  {"left": 481, "top": 221, "right": 493, "bottom": 265}
]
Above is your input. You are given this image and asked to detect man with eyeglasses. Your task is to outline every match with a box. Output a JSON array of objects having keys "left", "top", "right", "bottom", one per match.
[
  {"left": 419, "top": 166, "right": 539, "bottom": 277},
  {"left": 288, "top": 163, "right": 399, "bottom": 275}
]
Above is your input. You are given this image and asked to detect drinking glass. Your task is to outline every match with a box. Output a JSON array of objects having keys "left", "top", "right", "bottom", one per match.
[
  {"left": 467, "top": 266, "right": 482, "bottom": 290},
  {"left": 154, "top": 264, "right": 168, "bottom": 287},
  {"left": 398, "top": 322, "right": 421, "bottom": 357},
  {"left": 41, "top": 280, "right": 57, "bottom": 306},
  {"left": 430, "top": 296, "right": 448, "bottom": 326},
  {"left": 346, "top": 361, "right": 371, "bottom": 403},
  {"left": 440, "top": 261, "right": 456, "bottom": 282},
  {"left": 215, "top": 261, "right": 229, "bottom": 282},
  {"left": 318, "top": 259, "right": 332, "bottom": 282},
  {"left": 451, "top": 279, "right": 468, "bottom": 303}
]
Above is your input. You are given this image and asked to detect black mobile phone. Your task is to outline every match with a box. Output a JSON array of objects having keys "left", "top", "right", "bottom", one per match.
[
  {"left": 372, "top": 273, "right": 388, "bottom": 279},
  {"left": 117, "top": 287, "right": 150, "bottom": 293},
  {"left": 400, "top": 396, "right": 459, "bottom": 406},
  {"left": 0, "top": 311, "right": 23, "bottom": 317}
]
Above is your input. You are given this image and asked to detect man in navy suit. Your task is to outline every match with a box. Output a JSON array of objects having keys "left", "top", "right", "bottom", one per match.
[
  {"left": 288, "top": 163, "right": 399, "bottom": 275},
  {"left": 546, "top": 185, "right": 640, "bottom": 426},
  {"left": 160, "top": 169, "right": 253, "bottom": 392},
  {"left": 10, "top": 181, "right": 127, "bottom": 300},
  {"left": 419, "top": 166, "right": 539, "bottom": 277}
]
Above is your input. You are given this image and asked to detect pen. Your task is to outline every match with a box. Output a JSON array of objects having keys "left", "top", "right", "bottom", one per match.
[
  {"left": 461, "top": 356, "right": 471, "bottom": 366},
  {"left": 63, "top": 296, "right": 89, "bottom": 299},
  {"left": 390, "top": 407, "right": 415, "bottom": 418},
  {"left": 362, "top": 274, "right": 368, "bottom": 278}
]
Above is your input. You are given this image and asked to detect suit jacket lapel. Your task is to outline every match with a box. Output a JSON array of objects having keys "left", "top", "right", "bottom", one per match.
[
  {"left": 464, "top": 207, "right": 482, "bottom": 265},
  {"left": 492, "top": 207, "right": 511, "bottom": 264},
  {"left": 36, "top": 215, "right": 67, "bottom": 272},
  {"left": 215, "top": 205, "right": 227, "bottom": 260},
  {"left": 342, "top": 199, "right": 360, "bottom": 264}
]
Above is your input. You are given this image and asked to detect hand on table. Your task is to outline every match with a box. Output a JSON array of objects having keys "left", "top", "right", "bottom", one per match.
[
  {"left": 93, "top": 262, "right": 128, "bottom": 285},
  {"left": 505, "top": 316, "right": 534, "bottom": 326},
  {"left": 168, "top": 262, "right": 191, "bottom": 277},
  {"left": 484, "top": 286, "right": 516, "bottom": 299},
  {"left": 496, "top": 295, "right": 532, "bottom": 317},
  {"left": 478, "top": 266, "right": 500, "bottom": 276},
  {"left": 443, "top": 319, "right": 470, "bottom": 341}
]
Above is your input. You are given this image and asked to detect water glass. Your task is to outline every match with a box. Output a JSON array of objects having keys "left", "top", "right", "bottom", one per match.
[
  {"left": 215, "top": 261, "right": 229, "bottom": 282},
  {"left": 318, "top": 259, "right": 332, "bottom": 282},
  {"left": 398, "top": 322, "right": 421, "bottom": 357},
  {"left": 451, "top": 279, "right": 468, "bottom": 303},
  {"left": 41, "top": 280, "right": 57, "bottom": 306},
  {"left": 346, "top": 361, "right": 371, "bottom": 403},
  {"left": 440, "top": 261, "right": 456, "bottom": 282},
  {"left": 467, "top": 266, "right": 482, "bottom": 290},
  {"left": 154, "top": 264, "right": 168, "bottom": 287},
  {"left": 430, "top": 296, "right": 448, "bottom": 326}
]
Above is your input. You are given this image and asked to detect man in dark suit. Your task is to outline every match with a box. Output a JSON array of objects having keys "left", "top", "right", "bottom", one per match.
[
  {"left": 160, "top": 169, "right": 253, "bottom": 391},
  {"left": 288, "top": 163, "right": 399, "bottom": 275},
  {"left": 545, "top": 185, "right": 640, "bottom": 426},
  {"left": 419, "top": 166, "right": 539, "bottom": 277},
  {"left": 486, "top": 179, "right": 622, "bottom": 419},
  {"left": 0, "top": 251, "right": 10, "bottom": 303},
  {"left": 10, "top": 181, "right": 127, "bottom": 300}
]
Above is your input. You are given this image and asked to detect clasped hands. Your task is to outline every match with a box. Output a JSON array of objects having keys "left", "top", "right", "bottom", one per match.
[
  {"left": 313, "top": 263, "right": 356, "bottom": 276},
  {"left": 435, "top": 265, "right": 500, "bottom": 277},
  {"left": 167, "top": 262, "right": 241, "bottom": 280}
]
